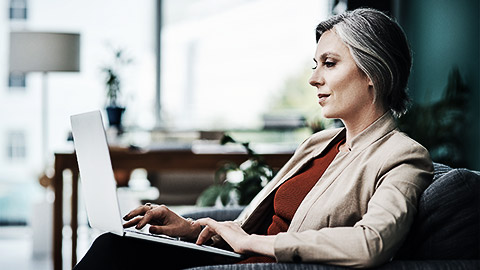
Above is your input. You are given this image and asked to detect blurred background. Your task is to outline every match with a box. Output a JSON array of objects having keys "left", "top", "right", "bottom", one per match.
[{"left": 0, "top": 0, "right": 478, "bottom": 269}]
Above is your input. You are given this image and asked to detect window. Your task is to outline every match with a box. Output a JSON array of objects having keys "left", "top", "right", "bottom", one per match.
[
  {"left": 9, "top": 0, "right": 27, "bottom": 20},
  {"left": 161, "top": 0, "right": 329, "bottom": 130},
  {"left": 6, "top": 131, "right": 26, "bottom": 160},
  {"left": 8, "top": 73, "right": 26, "bottom": 89}
]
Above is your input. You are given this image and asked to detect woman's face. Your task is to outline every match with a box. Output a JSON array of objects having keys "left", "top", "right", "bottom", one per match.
[{"left": 309, "top": 30, "right": 379, "bottom": 122}]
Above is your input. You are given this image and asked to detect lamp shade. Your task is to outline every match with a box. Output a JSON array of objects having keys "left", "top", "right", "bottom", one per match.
[{"left": 9, "top": 31, "right": 80, "bottom": 72}]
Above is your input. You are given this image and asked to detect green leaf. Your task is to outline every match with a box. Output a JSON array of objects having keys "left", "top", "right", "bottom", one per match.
[
  {"left": 196, "top": 185, "right": 223, "bottom": 207},
  {"left": 214, "top": 162, "right": 239, "bottom": 184}
]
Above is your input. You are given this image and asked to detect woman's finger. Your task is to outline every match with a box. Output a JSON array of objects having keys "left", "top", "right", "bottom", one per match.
[
  {"left": 122, "top": 216, "right": 143, "bottom": 228},
  {"left": 122, "top": 203, "right": 153, "bottom": 220},
  {"left": 148, "top": 224, "right": 180, "bottom": 236},
  {"left": 195, "top": 218, "right": 217, "bottom": 229},
  {"left": 194, "top": 218, "right": 220, "bottom": 245},
  {"left": 135, "top": 204, "right": 171, "bottom": 229},
  {"left": 194, "top": 219, "right": 250, "bottom": 253},
  {"left": 195, "top": 225, "right": 217, "bottom": 245},
  {"left": 148, "top": 225, "right": 165, "bottom": 235},
  {"left": 135, "top": 209, "right": 155, "bottom": 229}
]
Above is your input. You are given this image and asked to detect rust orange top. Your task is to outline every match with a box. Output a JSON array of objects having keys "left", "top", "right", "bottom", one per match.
[{"left": 239, "top": 138, "right": 344, "bottom": 264}]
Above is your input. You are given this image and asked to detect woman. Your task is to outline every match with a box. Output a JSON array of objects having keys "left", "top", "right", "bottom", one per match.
[{"left": 75, "top": 8, "right": 432, "bottom": 269}]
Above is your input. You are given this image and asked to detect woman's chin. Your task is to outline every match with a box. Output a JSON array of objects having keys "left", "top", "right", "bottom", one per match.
[{"left": 321, "top": 111, "right": 336, "bottom": 119}]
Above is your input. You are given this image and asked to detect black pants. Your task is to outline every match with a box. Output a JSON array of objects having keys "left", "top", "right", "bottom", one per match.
[{"left": 74, "top": 232, "right": 240, "bottom": 270}]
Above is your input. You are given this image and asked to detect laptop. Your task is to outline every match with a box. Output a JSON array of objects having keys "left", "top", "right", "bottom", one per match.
[{"left": 70, "top": 110, "right": 242, "bottom": 259}]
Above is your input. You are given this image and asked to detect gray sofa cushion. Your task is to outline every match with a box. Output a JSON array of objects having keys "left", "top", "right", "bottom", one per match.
[
  {"left": 396, "top": 167, "right": 480, "bottom": 259},
  {"left": 187, "top": 260, "right": 480, "bottom": 270},
  {"left": 431, "top": 162, "right": 453, "bottom": 180}
]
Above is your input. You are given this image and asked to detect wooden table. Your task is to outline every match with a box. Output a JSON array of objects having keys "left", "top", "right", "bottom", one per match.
[{"left": 52, "top": 148, "right": 293, "bottom": 270}]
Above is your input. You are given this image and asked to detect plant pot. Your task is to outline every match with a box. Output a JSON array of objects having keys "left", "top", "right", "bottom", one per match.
[{"left": 106, "top": 106, "right": 125, "bottom": 130}]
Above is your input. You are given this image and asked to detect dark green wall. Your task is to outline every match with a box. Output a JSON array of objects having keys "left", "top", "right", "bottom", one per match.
[{"left": 400, "top": 0, "right": 479, "bottom": 170}]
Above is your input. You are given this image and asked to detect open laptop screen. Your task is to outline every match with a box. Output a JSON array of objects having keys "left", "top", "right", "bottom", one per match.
[{"left": 70, "top": 110, "right": 124, "bottom": 236}]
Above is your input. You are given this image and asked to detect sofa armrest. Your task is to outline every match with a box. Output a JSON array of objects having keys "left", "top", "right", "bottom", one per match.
[
  {"left": 186, "top": 262, "right": 348, "bottom": 270},
  {"left": 186, "top": 260, "right": 480, "bottom": 270},
  {"left": 397, "top": 168, "right": 480, "bottom": 260}
]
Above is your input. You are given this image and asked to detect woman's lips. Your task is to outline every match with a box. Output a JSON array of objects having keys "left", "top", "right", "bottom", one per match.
[{"left": 318, "top": 94, "right": 330, "bottom": 104}]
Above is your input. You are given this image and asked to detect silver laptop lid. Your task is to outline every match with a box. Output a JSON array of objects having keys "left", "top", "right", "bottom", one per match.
[{"left": 70, "top": 110, "right": 124, "bottom": 236}]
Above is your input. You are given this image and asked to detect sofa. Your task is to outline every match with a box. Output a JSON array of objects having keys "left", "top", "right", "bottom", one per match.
[{"left": 183, "top": 162, "right": 480, "bottom": 269}]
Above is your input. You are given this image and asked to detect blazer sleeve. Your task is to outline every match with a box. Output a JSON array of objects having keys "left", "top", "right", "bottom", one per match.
[{"left": 273, "top": 141, "right": 433, "bottom": 268}]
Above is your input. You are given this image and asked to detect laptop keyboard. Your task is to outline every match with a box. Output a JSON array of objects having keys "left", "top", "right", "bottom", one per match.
[
  {"left": 124, "top": 228, "right": 243, "bottom": 258},
  {"left": 124, "top": 228, "right": 182, "bottom": 241}
]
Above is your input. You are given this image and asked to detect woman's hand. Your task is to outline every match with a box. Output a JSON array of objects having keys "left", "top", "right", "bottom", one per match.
[
  {"left": 194, "top": 218, "right": 276, "bottom": 257},
  {"left": 122, "top": 203, "right": 201, "bottom": 240}
]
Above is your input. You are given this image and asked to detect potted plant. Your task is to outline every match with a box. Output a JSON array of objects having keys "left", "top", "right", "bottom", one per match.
[
  {"left": 196, "top": 135, "right": 275, "bottom": 207},
  {"left": 101, "top": 48, "right": 132, "bottom": 131}
]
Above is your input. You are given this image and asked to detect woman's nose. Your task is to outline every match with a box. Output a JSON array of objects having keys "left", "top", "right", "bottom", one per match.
[{"left": 309, "top": 69, "right": 324, "bottom": 87}]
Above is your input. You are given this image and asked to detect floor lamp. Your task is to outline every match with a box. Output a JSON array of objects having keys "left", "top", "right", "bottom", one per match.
[{"left": 9, "top": 31, "right": 80, "bottom": 168}]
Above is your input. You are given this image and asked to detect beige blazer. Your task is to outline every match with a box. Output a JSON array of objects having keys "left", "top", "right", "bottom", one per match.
[{"left": 235, "top": 112, "right": 433, "bottom": 268}]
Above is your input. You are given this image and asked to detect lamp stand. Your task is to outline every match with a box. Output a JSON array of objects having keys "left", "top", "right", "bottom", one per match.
[{"left": 42, "top": 71, "right": 49, "bottom": 168}]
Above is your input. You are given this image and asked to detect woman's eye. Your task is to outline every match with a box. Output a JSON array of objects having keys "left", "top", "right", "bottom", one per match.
[{"left": 324, "top": 61, "right": 335, "bottom": 68}]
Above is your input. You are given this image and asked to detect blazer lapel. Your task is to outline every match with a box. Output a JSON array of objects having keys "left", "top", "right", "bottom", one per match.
[
  {"left": 288, "top": 112, "right": 398, "bottom": 231},
  {"left": 238, "top": 128, "right": 344, "bottom": 229},
  {"left": 270, "top": 128, "right": 346, "bottom": 192}
]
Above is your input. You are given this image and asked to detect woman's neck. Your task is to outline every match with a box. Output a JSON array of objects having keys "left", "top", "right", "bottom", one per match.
[{"left": 341, "top": 107, "right": 387, "bottom": 150}]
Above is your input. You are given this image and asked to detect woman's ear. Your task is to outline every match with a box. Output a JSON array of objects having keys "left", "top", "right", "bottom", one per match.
[{"left": 367, "top": 76, "right": 374, "bottom": 87}]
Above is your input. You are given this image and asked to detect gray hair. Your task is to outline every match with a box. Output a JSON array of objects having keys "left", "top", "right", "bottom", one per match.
[{"left": 316, "top": 8, "right": 412, "bottom": 117}]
